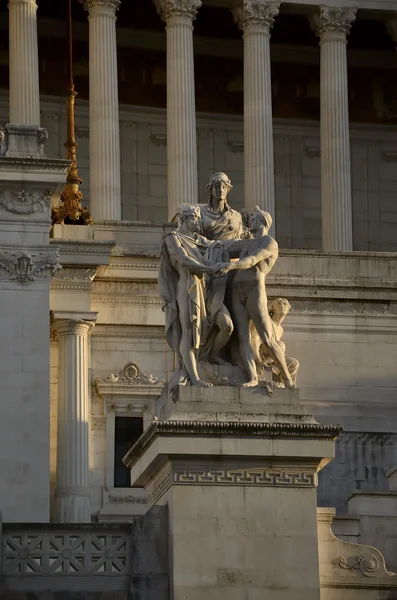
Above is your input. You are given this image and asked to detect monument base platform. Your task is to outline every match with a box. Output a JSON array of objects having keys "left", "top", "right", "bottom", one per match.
[{"left": 124, "top": 385, "right": 342, "bottom": 600}]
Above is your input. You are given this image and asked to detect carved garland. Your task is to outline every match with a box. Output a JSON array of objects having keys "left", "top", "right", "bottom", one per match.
[{"left": 0, "top": 189, "right": 51, "bottom": 215}]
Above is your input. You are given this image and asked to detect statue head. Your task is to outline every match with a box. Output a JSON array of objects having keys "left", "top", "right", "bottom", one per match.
[
  {"left": 178, "top": 204, "right": 202, "bottom": 234},
  {"left": 269, "top": 297, "right": 291, "bottom": 320},
  {"left": 206, "top": 172, "right": 233, "bottom": 211},
  {"left": 250, "top": 206, "right": 272, "bottom": 233}
]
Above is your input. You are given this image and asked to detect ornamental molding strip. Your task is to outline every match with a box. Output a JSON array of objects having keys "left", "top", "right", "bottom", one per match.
[
  {"left": 154, "top": 0, "right": 202, "bottom": 23},
  {"left": 0, "top": 189, "right": 51, "bottom": 215},
  {"left": 53, "top": 267, "right": 97, "bottom": 282},
  {"left": 147, "top": 466, "right": 316, "bottom": 507},
  {"left": 311, "top": 7, "right": 357, "bottom": 38},
  {"left": 232, "top": 0, "right": 280, "bottom": 32},
  {"left": 0, "top": 249, "right": 61, "bottom": 285}
]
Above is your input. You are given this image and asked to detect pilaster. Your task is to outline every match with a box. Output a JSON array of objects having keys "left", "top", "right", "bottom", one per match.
[{"left": 0, "top": 127, "right": 68, "bottom": 523}]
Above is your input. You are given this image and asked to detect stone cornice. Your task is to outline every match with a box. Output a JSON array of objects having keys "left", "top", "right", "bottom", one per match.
[
  {"left": 123, "top": 420, "right": 343, "bottom": 469},
  {"left": 232, "top": 0, "right": 280, "bottom": 33},
  {"left": 311, "top": 6, "right": 357, "bottom": 40}
]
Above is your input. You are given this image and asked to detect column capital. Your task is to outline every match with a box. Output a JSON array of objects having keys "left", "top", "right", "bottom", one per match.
[
  {"left": 154, "top": 0, "right": 202, "bottom": 24},
  {"left": 83, "top": 0, "right": 120, "bottom": 18},
  {"left": 232, "top": 0, "right": 280, "bottom": 33},
  {"left": 52, "top": 311, "right": 97, "bottom": 336},
  {"left": 311, "top": 6, "right": 357, "bottom": 40},
  {"left": 8, "top": 0, "right": 37, "bottom": 6}
]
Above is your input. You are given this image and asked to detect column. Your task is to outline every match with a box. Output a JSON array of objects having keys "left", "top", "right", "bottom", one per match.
[
  {"left": 155, "top": 0, "right": 201, "bottom": 220},
  {"left": 8, "top": 0, "right": 40, "bottom": 125},
  {"left": 52, "top": 313, "right": 96, "bottom": 523},
  {"left": 84, "top": 0, "right": 121, "bottom": 221},
  {"left": 233, "top": 0, "right": 280, "bottom": 223},
  {"left": 312, "top": 7, "right": 356, "bottom": 251}
]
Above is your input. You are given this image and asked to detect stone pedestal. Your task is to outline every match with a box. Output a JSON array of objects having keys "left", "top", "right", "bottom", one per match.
[
  {"left": 0, "top": 125, "right": 68, "bottom": 523},
  {"left": 124, "top": 386, "right": 341, "bottom": 600}
]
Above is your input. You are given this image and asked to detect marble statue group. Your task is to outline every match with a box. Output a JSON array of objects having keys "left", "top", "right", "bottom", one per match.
[{"left": 159, "top": 172, "right": 299, "bottom": 397}]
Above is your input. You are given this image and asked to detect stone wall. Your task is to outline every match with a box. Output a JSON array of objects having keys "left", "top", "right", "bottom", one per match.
[{"left": 2, "top": 94, "right": 397, "bottom": 251}]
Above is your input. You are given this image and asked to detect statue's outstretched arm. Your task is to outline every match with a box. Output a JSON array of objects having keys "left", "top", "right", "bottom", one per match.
[{"left": 166, "top": 235, "right": 216, "bottom": 274}]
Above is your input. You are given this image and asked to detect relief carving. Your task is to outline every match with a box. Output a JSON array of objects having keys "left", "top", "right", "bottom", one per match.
[
  {"left": 0, "top": 189, "right": 51, "bottom": 214},
  {"left": 0, "top": 250, "right": 61, "bottom": 285}
]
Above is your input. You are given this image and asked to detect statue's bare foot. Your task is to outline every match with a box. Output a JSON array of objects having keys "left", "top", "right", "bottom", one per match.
[
  {"left": 284, "top": 379, "right": 296, "bottom": 390},
  {"left": 192, "top": 379, "right": 213, "bottom": 388},
  {"left": 242, "top": 379, "right": 258, "bottom": 388},
  {"left": 208, "top": 357, "right": 230, "bottom": 367}
]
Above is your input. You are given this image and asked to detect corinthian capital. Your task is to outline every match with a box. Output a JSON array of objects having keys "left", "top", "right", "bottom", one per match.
[
  {"left": 232, "top": 0, "right": 280, "bottom": 33},
  {"left": 311, "top": 6, "right": 357, "bottom": 39},
  {"left": 83, "top": 0, "right": 120, "bottom": 18},
  {"left": 154, "top": 0, "right": 202, "bottom": 23}
]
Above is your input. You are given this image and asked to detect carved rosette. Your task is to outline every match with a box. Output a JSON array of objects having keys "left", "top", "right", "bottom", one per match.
[
  {"left": 83, "top": 0, "right": 120, "bottom": 18},
  {"left": 311, "top": 7, "right": 357, "bottom": 41},
  {"left": 155, "top": 0, "right": 202, "bottom": 25},
  {"left": 232, "top": 0, "right": 280, "bottom": 34}
]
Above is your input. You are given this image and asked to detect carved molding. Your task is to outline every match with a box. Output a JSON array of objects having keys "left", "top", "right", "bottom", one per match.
[
  {"left": 0, "top": 189, "right": 51, "bottom": 215},
  {"left": 91, "top": 416, "right": 107, "bottom": 431},
  {"left": 154, "top": 0, "right": 202, "bottom": 23},
  {"left": 108, "top": 494, "right": 148, "bottom": 504},
  {"left": 50, "top": 327, "right": 59, "bottom": 343},
  {"left": 311, "top": 7, "right": 357, "bottom": 39},
  {"left": 96, "top": 362, "right": 165, "bottom": 388},
  {"left": 0, "top": 250, "right": 61, "bottom": 285},
  {"left": 53, "top": 268, "right": 97, "bottom": 282},
  {"left": 233, "top": 0, "right": 280, "bottom": 32},
  {"left": 93, "top": 281, "right": 158, "bottom": 294},
  {"left": 124, "top": 420, "right": 343, "bottom": 469},
  {"left": 148, "top": 466, "right": 316, "bottom": 506}
]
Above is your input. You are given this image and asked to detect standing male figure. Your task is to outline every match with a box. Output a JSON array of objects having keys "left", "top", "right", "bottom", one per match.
[
  {"left": 215, "top": 207, "right": 295, "bottom": 389},
  {"left": 159, "top": 205, "right": 233, "bottom": 394}
]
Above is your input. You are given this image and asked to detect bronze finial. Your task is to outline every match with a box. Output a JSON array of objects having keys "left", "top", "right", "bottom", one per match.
[{"left": 52, "top": 0, "right": 92, "bottom": 226}]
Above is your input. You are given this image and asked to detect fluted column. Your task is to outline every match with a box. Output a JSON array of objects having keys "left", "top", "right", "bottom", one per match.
[
  {"left": 155, "top": 0, "right": 201, "bottom": 219},
  {"left": 312, "top": 7, "right": 356, "bottom": 251},
  {"left": 233, "top": 0, "right": 279, "bottom": 223},
  {"left": 84, "top": 0, "right": 121, "bottom": 221},
  {"left": 53, "top": 315, "right": 96, "bottom": 523},
  {"left": 8, "top": 0, "right": 40, "bottom": 125}
]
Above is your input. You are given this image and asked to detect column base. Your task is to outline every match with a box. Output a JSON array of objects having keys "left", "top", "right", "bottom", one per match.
[{"left": 55, "top": 487, "right": 91, "bottom": 523}]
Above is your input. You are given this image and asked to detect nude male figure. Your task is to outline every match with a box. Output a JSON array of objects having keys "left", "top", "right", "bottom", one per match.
[
  {"left": 159, "top": 205, "right": 231, "bottom": 388},
  {"left": 215, "top": 208, "right": 295, "bottom": 389}
]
